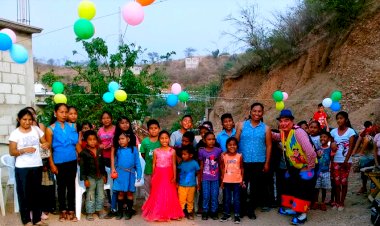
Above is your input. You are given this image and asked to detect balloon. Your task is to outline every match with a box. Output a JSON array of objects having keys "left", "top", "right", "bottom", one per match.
[
  {"left": 282, "top": 92, "right": 288, "bottom": 101},
  {"left": 102, "top": 92, "right": 114, "bottom": 103},
  {"left": 9, "top": 44, "right": 28, "bottom": 64},
  {"left": 178, "top": 91, "right": 190, "bottom": 102},
  {"left": 331, "top": 90, "right": 342, "bottom": 101},
  {"left": 330, "top": 102, "right": 341, "bottom": 112},
  {"left": 0, "top": 28, "right": 16, "bottom": 43},
  {"left": 54, "top": 94, "right": 67, "bottom": 104},
  {"left": 275, "top": 101, "right": 285, "bottom": 111},
  {"left": 166, "top": 94, "right": 178, "bottom": 107},
  {"left": 73, "top": 19, "right": 95, "bottom": 40},
  {"left": 171, "top": 83, "right": 182, "bottom": 95},
  {"left": 114, "top": 90, "right": 127, "bottom": 102},
  {"left": 0, "top": 33, "right": 12, "bottom": 51},
  {"left": 272, "top": 90, "right": 283, "bottom": 102},
  {"left": 52, "top": 82, "right": 64, "bottom": 94},
  {"left": 122, "top": 2, "right": 144, "bottom": 26},
  {"left": 108, "top": 81, "right": 119, "bottom": 93},
  {"left": 78, "top": 0, "right": 96, "bottom": 20},
  {"left": 322, "top": 98, "right": 333, "bottom": 108},
  {"left": 137, "top": 0, "right": 155, "bottom": 6}
]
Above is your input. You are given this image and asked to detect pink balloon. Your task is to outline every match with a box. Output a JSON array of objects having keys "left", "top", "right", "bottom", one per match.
[
  {"left": 0, "top": 28, "right": 16, "bottom": 43},
  {"left": 171, "top": 83, "right": 182, "bottom": 95},
  {"left": 282, "top": 92, "right": 288, "bottom": 101},
  {"left": 122, "top": 2, "right": 144, "bottom": 26}
]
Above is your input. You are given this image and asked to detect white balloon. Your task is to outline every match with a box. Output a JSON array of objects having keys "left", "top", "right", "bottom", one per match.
[{"left": 322, "top": 98, "right": 333, "bottom": 108}]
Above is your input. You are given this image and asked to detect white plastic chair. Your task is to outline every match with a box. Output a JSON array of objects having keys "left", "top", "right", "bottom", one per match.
[
  {"left": 0, "top": 154, "right": 19, "bottom": 213},
  {"left": 0, "top": 167, "right": 5, "bottom": 216}
]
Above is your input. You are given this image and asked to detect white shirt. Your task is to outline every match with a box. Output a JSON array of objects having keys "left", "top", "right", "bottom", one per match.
[
  {"left": 374, "top": 133, "right": 380, "bottom": 156},
  {"left": 330, "top": 128, "right": 356, "bottom": 163},
  {"left": 9, "top": 126, "right": 44, "bottom": 168}
]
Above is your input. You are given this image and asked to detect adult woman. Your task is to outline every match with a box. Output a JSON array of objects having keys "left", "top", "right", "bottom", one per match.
[
  {"left": 46, "top": 103, "right": 79, "bottom": 222},
  {"left": 235, "top": 102, "right": 272, "bottom": 219},
  {"left": 9, "top": 108, "right": 50, "bottom": 226}
]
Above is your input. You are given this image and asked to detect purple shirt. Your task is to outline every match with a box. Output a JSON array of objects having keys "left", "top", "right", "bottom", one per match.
[{"left": 199, "top": 147, "right": 222, "bottom": 181}]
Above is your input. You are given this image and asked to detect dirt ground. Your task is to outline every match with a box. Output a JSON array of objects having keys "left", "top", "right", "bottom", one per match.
[{"left": 0, "top": 171, "right": 374, "bottom": 226}]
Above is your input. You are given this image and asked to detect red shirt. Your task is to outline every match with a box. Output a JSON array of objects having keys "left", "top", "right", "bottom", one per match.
[{"left": 313, "top": 111, "right": 327, "bottom": 128}]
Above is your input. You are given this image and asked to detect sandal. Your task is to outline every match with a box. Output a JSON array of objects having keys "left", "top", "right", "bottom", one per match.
[
  {"left": 34, "top": 221, "right": 49, "bottom": 226},
  {"left": 59, "top": 211, "right": 67, "bottom": 222},
  {"left": 68, "top": 211, "right": 78, "bottom": 222}
]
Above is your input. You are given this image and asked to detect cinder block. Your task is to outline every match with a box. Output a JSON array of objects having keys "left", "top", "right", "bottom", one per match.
[
  {"left": 8, "top": 125, "right": 15, "bottom": 134},
  {"left": 5, "top": 94, "right": 20, "bottom": 104},
  {"left": 0, "top": 126, "right": 8, "bottom": 136},
  {"left": 21, "top": 95, "right": 25, "bottom": 104},
  {"left": 18, "top": 74, "right": 25, "bottom": 84},
  {"left": 2, "top": 73, "right": 18, "bottom": 83},
  {"left": 12, "top": 84, "right": 25, "bottom": 94},
  {"left": 0, "top": 115, "right": 12, "bottom": 125},
  {"left": 0, "top": 62, "right": 10, "bottom": 73},
  {"left": 10, "top": 63, "right": 26, "bottom": 75},
  {"left": 0, "top": 83, "right": 11, "bottom": 93},
  {"left": 0, "top": 94, "right": 4, "bottom": 103}
]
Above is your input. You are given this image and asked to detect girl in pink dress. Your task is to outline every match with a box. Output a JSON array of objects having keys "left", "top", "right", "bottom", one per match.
[{"left": 142, "top": 131, "right": 184, "bottom": 221}]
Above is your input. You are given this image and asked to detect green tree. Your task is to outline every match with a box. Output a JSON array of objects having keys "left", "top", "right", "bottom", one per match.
[{"left": 41, "top": 38, "right": 167, "bottom": 126}]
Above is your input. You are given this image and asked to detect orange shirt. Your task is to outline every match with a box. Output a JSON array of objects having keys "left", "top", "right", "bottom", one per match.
[{"left": 222, "top": 153, "right": 242, "bottom": 183}]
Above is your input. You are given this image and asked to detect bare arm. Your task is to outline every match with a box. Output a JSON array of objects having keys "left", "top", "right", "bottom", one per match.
[
  {"left": 9, "top": 141, "right": 36, "bottom": 156},
  {"left": 344, "top": 135, "right": 356, "bottom": 164},
  {"left": 198, "top": 160, "right": 204, "bottom": 188},
  {"left": 45, "top": 126, "right": 58, "bottom": 174},
  {"left": 220, "top": 153, "right": 225, "bottom": 183},
  {"left": 172, "top": 150, "right": 177, "bottom": 183},
  {"left": 111, "top": 146, "right": 116, "bottom": 172},
  {"left": 264, "top": 126, "right": 272, "bottom": 172},
  {"left": 240, "top": 155, "right": 244, "bottom": 185},
  {"left": 235, "top": 122, "right": 243, "bottom": 142},
  {"left": 152, "top": 150, "right": 157, "bottom": 175},
  {"left": 352, "top": 136, "right": 363, "bottom": 155}
]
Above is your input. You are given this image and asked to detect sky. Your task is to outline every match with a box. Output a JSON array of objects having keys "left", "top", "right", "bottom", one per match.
[{"left": 0, "top": 0, "right": 297, "bottom": 63}]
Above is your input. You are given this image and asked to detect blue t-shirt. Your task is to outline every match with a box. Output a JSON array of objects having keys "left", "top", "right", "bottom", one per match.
[
  {"left": 178, "top": 160, "right": 200, "bottom": 187},
  {"left": 318, "top": 147, "right": 331, "bottom": 173},
  {"left": 239, "top": 121, "right": 267, "bottom": 163},
  {"left": 216, "top": 128, "right": 236, "bottom": 152}
]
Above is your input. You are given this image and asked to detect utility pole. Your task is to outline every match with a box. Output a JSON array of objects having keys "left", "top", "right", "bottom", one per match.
[{"left": 17, "top": 0, "right": 31, "bottom": 25}]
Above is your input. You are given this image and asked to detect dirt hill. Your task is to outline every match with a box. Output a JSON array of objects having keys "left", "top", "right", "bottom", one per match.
[{"left": 209, "top": 6, "right": 380, "bottom": 132}]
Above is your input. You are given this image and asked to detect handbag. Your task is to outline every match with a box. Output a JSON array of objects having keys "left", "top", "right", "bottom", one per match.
[{"left": 32, "top": 126, "right": 51, "bottom": 159}]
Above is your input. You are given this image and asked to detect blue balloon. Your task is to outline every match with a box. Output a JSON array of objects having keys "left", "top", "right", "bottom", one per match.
[
  {"left": 166, "top": 94, "right": 178, "bottom": 107},
  {"left": 0, "top": 33, "right": 12, "bottom": 51},
  {"left": 108, "top": 81, "right": 119, "bottom": 93},
  {"left": 102, "top": 92, "right": 114, "bottom": 103},
  {"left": 330, "top": 101, "right": 341, "bottom": 112},
  {"left": 9, "top": 44, "right": 28, "bottom": 64}
]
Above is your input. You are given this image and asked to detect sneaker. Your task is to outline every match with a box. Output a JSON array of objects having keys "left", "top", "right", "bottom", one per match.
[
  {"left": 278, "top": 207, "right": 296, "bottom": 216},
  {"left": 234, "top": 216, "right": 241, "bottom": 224},
  {"left": 338, "top": 205, "right": 344, "bottom": 211},
  {"left": 291, "top": 214, "right": 307, "bottom": 225},
  {"left": 86, "top": 214, "right": 94, "bottom": 221},
  {"left": 220, "top": 214, "right": 231, "bottom": 222},
  {"left": 202, "top": 213, "right": 208, "bottom": 220},
  {"left": 104, "top": 210, "right": 116, "bottom": 219},
  {"left": 320, "top": 203, "right": 327, "bottom": 211},
  {"left": 211, "top": 212, "right": 219, "bottom": 220},
  {"left": 332, "top": 203, "right": 338, "bottom": 210}
]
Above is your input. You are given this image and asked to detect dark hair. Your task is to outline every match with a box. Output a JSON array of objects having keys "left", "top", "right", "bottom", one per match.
[
  {"left": 83, "top": 130, "right": 97, "bottom": 141},
  {"left": 79, "top": 121, "right": 92, "bottom": 131},
  {"left": 147, "top": 119, "right": 160, "bottom": 129},
  {"left": 320, "top": 130, "right": 331, "bottom": 138},
  {"left": 221, "top": 113, "right": 233, "bottom": 123},
  {"left": 309, "top": 120, "right": 321, "bottom": 130},
  {"left": 101, "top": 111, "right": 113, "bottom": 121},
  {"left": 113, "top": 116, "right": 136, "bottom": 148},
  {"left": 318, "top": 103, "right": 323, "bottom": 108},
  {"left": 49, "top": 103, "right": 68, "bottom": 125},
  {"left": 336, "top": 111, "right": 352, "bottom": 128},
  {"left": 115, "top": 131, "right": 134, "bottom": 152},
  {"left": 225, "top": 137, "right": 239, "bottom": 152},
  {"left": 182, "top": 114, "right": 193, "bottom": 121},
  {"left": 297, "top": 120, "right": 308, "bottom": 127},
  {"left": 67, "top": 106, "right": 77, "bottom": 112},
  {"left": 183, "top": 131, "right": 195, "bottom": 142},
  {"left": 16, "top": 108, "right": 34, "bottom": 127},
  {"left": 250, "top": 102, "right": 264, "bottom": 111},
  {"left": 364, "top": 121, "right": 372, "bottom": 128},
  {"left": 180, "top": 145, "right": 195, "bottom": 157},
  {"left": 158, "top": 130, "right": 170, "bottom": 139},
  {"left": 204, "top": 131, "right": 215, "bottom": 140}
]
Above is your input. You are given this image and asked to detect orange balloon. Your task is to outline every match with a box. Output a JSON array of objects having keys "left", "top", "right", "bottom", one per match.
[{"left": 137, "top": 0, "right": 155, "bottom": 6}]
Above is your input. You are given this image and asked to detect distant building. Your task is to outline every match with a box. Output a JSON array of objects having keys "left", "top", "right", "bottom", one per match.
[
  {"left": 0, "top": 18, "right": 42, "bottom": 154},
  {"left": 131, "top": 66, "right": 142, "bottom": 75},
  {"left": 34, "top": 83, "right": 54, "bottom": 106},
  {"left": 185, "top": 57, "right": 200, "bottom": 69}
]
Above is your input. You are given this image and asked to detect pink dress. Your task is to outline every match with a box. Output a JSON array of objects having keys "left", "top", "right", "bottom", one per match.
[{"left": 142, "top": 148, "right": 184, "bottom": 221}]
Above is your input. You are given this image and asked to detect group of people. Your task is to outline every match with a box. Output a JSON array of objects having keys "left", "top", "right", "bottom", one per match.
[{"left": 7, "top": 102, "right": 380, "bottom": 225}]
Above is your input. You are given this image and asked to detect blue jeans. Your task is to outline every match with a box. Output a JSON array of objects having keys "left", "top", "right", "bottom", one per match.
[
  {"left": 202, "top": 180, "right": 219, "bottom": 213},
  {"left": 85, "top": 177, "right": 104, "bottom": 213},
  {"left": 223, "top": 183, "right": 241, "bottom": 216}
]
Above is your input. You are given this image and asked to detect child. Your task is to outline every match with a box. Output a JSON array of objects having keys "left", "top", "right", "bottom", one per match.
[
  {"left": 140, "top": 119, "right": 161, "bottom": 201},
  {"left": 313, "top": 103, "right": 329, "bottom": 131},
  {"left": 309, "top": 121, "right": 322, "bottom": 150},
  {"left": 98, "top": 111, "right": 115, "bottom": 168},
  {"left": 142, "top": 131, "right": 184, "bottom": 221},
  {"left": 220, "top": 137, "right": 243, "bottom": 224},
  {"left": 198, "top": 132, "right": 222, "bottom": 220},
  {"left": 176, "top": 131, "right": 195, "bottom": 163},
  {"left": 217, "top": 113, "right": 236, "bottom": 152},
  {"left": 67, "top": 106, "right": 78, "bottom": 125},
  {"left": 315, "top": 130, "right": 332, "bottom": 211},
  {"left": 170, "top": 115, "right": 193, "bottom": 148},
  {"left": 79, "top": 130, "right": 108, "bottom": 221},
  {"left": 297, "top": 120, "right": 309, "bottom": 134},
  {"left": 78, "top": 121, "right": 93, "bottom": 150},
  {"left": 196, "top": 121, "right": 221, "bottom": 151},
  {"left": 177, "top": 145, "right": 200, "bottom": 220},
  {"left": 111, "top": 132, "right": 142, "bottom": 220}
]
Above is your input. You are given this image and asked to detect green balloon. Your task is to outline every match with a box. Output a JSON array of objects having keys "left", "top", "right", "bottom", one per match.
[
  {"left": 331, "top": 90, "right": 342, "bottom": 101},
  {"left": 52, "top": 81, "right": 64, "bottom": 94},
  {"left": 178, "top": 91, "right": 189, "bottom": 102},
  {"left": 74, "top": 19, "right": 94, "bottom": 40},
  {"left": 272, "top": 90, "right": 283, "bottom": 102}
]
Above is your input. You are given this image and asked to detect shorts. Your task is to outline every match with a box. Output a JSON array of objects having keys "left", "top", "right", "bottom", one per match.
[
  {"left": 332, "top": 162, "right": 352, "bottom": 186},
  {"left": 315, "top": 172, "right": 331, "bottom": 189}
]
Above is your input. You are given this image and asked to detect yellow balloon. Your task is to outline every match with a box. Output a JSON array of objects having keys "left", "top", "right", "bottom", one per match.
[
  {"left": 78, "top": 0, "right": 96, "bottom": 20},
  {"left": 114, "top": 90, "right": 127, "bottom": 102},
  {"left": 275, "top": 101, "right": 285, "bottom": 111},
  {"left": 54, "top": 94, "right": 67, "bottom": 104}
]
